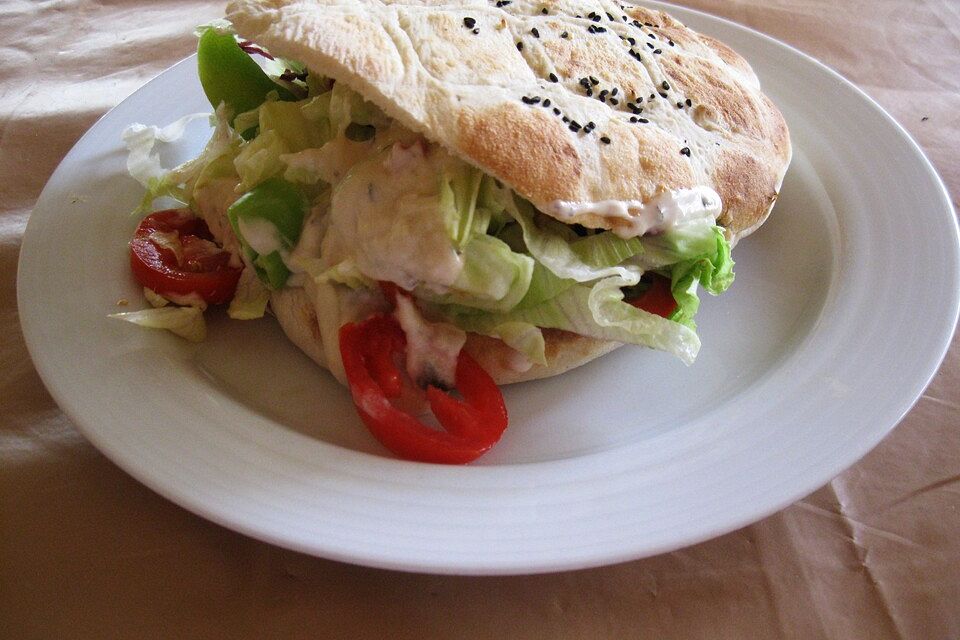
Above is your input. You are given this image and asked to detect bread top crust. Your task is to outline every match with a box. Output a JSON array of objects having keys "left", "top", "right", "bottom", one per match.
[{"left": 228, "top": 0, "right": 790, "bottom": 238}]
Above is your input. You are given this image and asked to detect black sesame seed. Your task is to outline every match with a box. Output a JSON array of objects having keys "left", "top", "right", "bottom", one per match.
[
  {"left": 653, "top": 48, "right": 662, "bottom": 54},
  {"left": 531, "top": 27, "right": 540, "bottom": 38},
  {"left": 638, "top": 117, "right": 649, "bottom": 123},
  {"left": 668, "top": 39, "right": 675, "bottom": 46},
  {"left": 610, "top": 98, "right": 619, "bottom": 105},
  {"left": 579, "top": 77, "right": 591, "bottom": 88},
  {"left": 541, "top": 7, "right": 548, "bottom": 14},
  {"left": 611, "top": 87, "right": 619, "bottom": 96},
  {"left": 563, "top": 116, "right": 570, "bottom": 122},
  {"left": 633, "top": 20, "right": 642, "bottom": 28},
  {"left": 548, "top": 72, "right": 558, "bottom": 83},
  {"left": 521, "top": 96, "right": 536, "bottom": 104},
  {"left": 648, "top": 32, "right": 656, "bottom": 39},
  {"left": 621, "top": 15, "right": 628, "bottom": 21},
  {"left": 586, "top": 121, "right": 596, "bottom": 129},
  {"left": 600, "top": 136, "right": 611, "bottom": 144},
  {"left": 630, "top": 116, "right": 638, "bottom": 122},
  {"left": 627, "top": 37, "right": 636, "bottom": 45},
  {"left": 553, "top": 107, "right": 561, "bottom": 115},
  {"left": 676, "top": 101, "right": 684, "bottom": 108},
  {"left": 516, "top": 41, "right": 523, "bottom": 50},
  {"left": 569, "top": 122, "right": 582, "bottom": 132},
  {"left": 463, "top": 17, "right": 476, "bottom": 28},
  {"left": 589, "top": 76, "right": 599, "bottom": 85},
  {"left": 685, "top": 98, "right": 692, "bottom": 107},
  {"left": 646, "top": 42, "right": 654, "bottom": 49},
  {"left": 649, "top": 93, "right": 656, "bottom": 99},
  {"left": 658, "top": 92, "right": 668, "bottom": 98},
  {"left": 606, "top": 12, "right": 615, "bottom": 21},
  {"left": 561, "top": 31, "right": 569, "bottom": 39},
  {"left": 599, "top": 89, "right": 609, "bottom": 98},
  {"left": 590, "top": 13, "right": 601, "bottom": 22},
  {"left": 473, "top": 28, "right": 480, "bottom": 34},
  {"left": 661, "top": 80, "right": 670, "bottom": 90},
  {"left": 644, "top": 21, "right": 653, "bottom": 27},
  {"left": 680, "top": 147, "right": 691, "bottom": 157},
  {"left": 542, "top": 98, "right": 551, "bottom": 107}
]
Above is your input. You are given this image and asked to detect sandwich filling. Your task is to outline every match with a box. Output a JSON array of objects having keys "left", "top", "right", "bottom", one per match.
[{"left": 122, "top": 24, "right": 735, "bottom": 387}]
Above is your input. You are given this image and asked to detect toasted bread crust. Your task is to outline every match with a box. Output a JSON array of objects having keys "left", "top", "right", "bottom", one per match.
[{"left": 227, "top": 0, "right": 790, "bottom": 239}]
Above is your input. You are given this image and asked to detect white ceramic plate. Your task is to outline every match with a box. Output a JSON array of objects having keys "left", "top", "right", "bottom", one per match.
[{"left": 18, "top": 3, "right": 959, "bottom": 575}]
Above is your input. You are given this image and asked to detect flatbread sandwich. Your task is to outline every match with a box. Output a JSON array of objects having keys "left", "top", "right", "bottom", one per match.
[{"left": 117, "top": 0, "right": 791, "bottom": 463}]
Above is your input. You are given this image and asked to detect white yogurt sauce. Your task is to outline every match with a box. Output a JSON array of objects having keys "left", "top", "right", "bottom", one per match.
[
  {"left": 320, "top": 142, "right": 464, "bottom": 290},
  {"left": 394, "top": 294, "right": 466, "bottom": 389},
  {"left": 545, "top": 186, "right": 723, "bottom": 238},
  {"left": 237, "top": 216, "right": 286, "bottom": 256}
]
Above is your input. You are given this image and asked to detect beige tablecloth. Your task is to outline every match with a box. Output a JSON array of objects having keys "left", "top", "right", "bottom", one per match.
[{"left": 2, "top": 1, "right": 958, "bottom": 638}]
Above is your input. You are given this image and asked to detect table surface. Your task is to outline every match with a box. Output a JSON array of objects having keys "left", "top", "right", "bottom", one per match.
[{"left": 2, "top": 1, "right": 958, "bottom": 638}]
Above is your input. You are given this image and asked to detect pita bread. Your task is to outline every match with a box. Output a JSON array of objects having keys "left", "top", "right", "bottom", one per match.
[
  {"left": 227, "top": 0, "right": 790, "bottom": 240},
  {"left": 196, "top": 0, "right": 793, "bottom": 385},
  {"left": 269, "top": 282, "right": 623, "bottom": 384}
]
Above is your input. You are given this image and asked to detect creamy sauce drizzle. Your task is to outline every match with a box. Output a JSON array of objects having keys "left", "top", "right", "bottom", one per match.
[
  {"left": 545, "top": 186, "right": 723, "bottom": 238},
  {"left": 394, "top": 295, "right": 466, "bottom": 389},
  {"left": 237, "top": 216, "right": 286, "bottom": 257},
  {"left": 320, "top": 141, "right": 463, "bottom": 290}
]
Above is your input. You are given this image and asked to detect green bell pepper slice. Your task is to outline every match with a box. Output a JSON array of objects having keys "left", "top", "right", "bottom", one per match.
[
  {"left": 197, "top": 29, "right": 296, "bottom": 130},
  {"left": 227, "top": 178, "right": 308, "bottom": 289}
]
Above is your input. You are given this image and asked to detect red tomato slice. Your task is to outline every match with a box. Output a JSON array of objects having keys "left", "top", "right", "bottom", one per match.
[
  {"left": 129, "top": 208, "right": 241, "bottom": 305},
  {"left": 339, "top": 313, "right": 508, "bottom": 464},
  {"left": 628, "top": 273, "right": 677, "bottom": 318}
]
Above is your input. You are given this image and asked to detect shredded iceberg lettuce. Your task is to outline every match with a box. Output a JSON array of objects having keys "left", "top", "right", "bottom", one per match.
[
  {"left": 109, "top": 307, "right": 207, "bottom": 343},
  {"left": 228, "top": 266, "right": 271, "bottom": 319},
  {"left": 121, "top": 30, "right": 736, "bottom": 365},
  {"left": 416, "top": 234, "right": 534, "bottom": 313},
  {"left": 123, "top": 105, "right": 239, "bottom": 213},
  {"left": 487, "top": 322, "right": 547, "bottom": 366},
  {"left": 505, "top": 197, "right": 644, "bottom": 285},
  {"left": 665, "top": 226, "right": 735, "bottom": 328}
]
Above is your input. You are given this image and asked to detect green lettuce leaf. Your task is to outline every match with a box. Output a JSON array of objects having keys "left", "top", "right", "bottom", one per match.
[
  {"left": 417, "top": 234, "right": 534, "bottom": 313},
  {"left": 123, "top": 106, "right": 239, "bottom": 212},
  {"left": 667, "top": 226, "right": 735, "bottom": 328},
  {"left": 442, "top": 276, "right": 701, "bottom": 365},
  {"left": 506, "top": 197, "right": 643, "bottom": 284},
  {"left": 487, "top": 321, "right": 547, "bottom": 366},
  {"left": 109, "top": 307, "right": 206, "bottom": 343},
  {"left": 227, "top": 266, "right": 271, "bottom": 319},
  {"left": 439, "top": 164, "right": 484, "bottom": 249}
]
